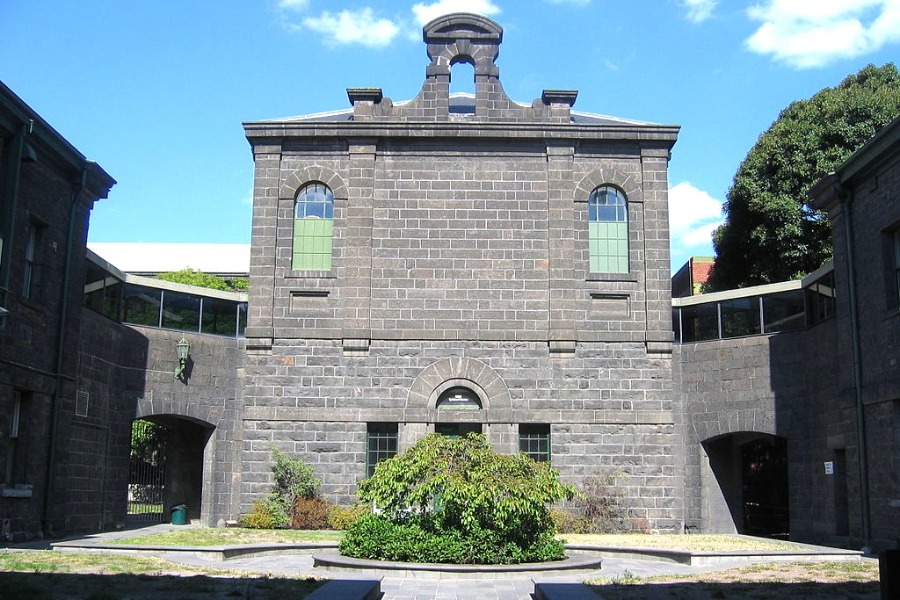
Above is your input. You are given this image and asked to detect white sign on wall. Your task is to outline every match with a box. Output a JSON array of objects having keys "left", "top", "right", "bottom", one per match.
[{"left": 824, "top": 461, "right": 834, "bottom": 475}]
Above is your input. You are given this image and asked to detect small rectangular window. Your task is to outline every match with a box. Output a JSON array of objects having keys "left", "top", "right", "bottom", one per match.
[
  {"left": 122, "top": 284, "right": 162, "bottom": 327},
  {"left": 720, "top": 297, "right": 761, "bottom": 338},
  {"left": 21, "top": 221, "right": 42, "bottom": 300},
  {"left": 762, "top": 290, "right": 805, "bottom": 333},
  {"left": 161, "top": 290, "right": 201, "bottom": 332},
  {"left": 519, "top": 424, "right": 550, "bottom": 462},
  {"left": 366, "top": 423, "right": 398, "bottom": 477},
  {"left": 4, "top": 391, "right": 30, "bottom": 485}
]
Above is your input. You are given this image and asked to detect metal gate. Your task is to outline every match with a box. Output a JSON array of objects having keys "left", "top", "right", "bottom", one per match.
[{"left": 128, "top": 419, "right": 167, "bottom": 522}]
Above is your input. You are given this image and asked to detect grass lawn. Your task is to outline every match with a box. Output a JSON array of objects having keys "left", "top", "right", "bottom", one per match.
[
  {"left": 561, "top": 533, "right": 802, "bottom": 552},
  {"left": 586, "top": 560, "right": 880, "bottom": 599},
  {"left": 0, "top": 550, "right": 323, "bottom": 600},
  {"left": 110, "top": 527, "right": 342, "bottom": 547},
  {"left": 111, "top": 528, "right": 824, "bottom": 553}
]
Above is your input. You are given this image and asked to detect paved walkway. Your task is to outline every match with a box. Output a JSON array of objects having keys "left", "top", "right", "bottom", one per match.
[{"left": 22, "top": 524, "right": 855, "bottom": 600}]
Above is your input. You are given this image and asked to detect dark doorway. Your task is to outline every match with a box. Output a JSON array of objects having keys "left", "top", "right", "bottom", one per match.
[
  {"left": 741, "top": 436, "right": 789, "bottom": 538},
  {"left": 128, "top": 416, "right": 212, "bottom": 524},
  {"left": 128, "top": 419, "right": 167, "bottom": 522},
  {"left": 703, "top": 432, "right": 790, "bottom": 539}
]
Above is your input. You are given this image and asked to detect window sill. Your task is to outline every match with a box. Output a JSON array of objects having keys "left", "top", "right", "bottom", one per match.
[
  {"left": 1, "top": 485, "right": 33, "bottom": 498},
  {"left": 288, "top": 270, "right": 336, "bottom": 279},
  {"left": 586, "top": 272, "right": 638, "bottom": 283}
]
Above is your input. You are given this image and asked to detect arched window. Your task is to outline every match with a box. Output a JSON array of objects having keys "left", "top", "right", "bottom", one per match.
[
  {"left": 292, "top": 182, "right": 334, "bottom": 271},
  {"left": 588, "top": 186, "right": 628, "bottom": 273},
  {"left": 436, "top": 387, "right": 482, "bottom": 411}
]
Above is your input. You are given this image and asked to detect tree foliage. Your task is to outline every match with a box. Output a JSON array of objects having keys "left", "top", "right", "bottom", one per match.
[
  {"left": 340, "top": 433, "right": 578, "bottom": 564},
  {"left": 157, "top": 268, "right": 247, "bottom": 292},
  {"left": 129, "top": 418, "right": 165, "bottom": 462},
  {"left": 708, "top": 63, "right": 900, "bottom": 291}
]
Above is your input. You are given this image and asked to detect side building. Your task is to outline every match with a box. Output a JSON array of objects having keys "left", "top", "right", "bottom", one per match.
[
  {"left": 242, "top": 13, "right": 684, "bottom": 530},
  {"left": 674, "top": 116, "right": 900, "bottom": 552},
  {"left": 0, "top": 81, "right": 116, "bottom": 538},
  {"left": 809, "top": 116, "right": 900, "bottom": 551}
]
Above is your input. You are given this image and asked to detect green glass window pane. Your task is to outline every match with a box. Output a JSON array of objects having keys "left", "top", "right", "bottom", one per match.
[{"left": 293, "top": 184, "right": 334, "bottom": 271}]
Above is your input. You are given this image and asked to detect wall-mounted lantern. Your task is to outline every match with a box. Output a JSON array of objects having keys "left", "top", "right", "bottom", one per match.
[{"left": 175, "top": 335, "right": 190, "bottom": 381}]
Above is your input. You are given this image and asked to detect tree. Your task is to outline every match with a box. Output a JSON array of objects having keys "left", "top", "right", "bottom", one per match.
[
  {"left": 340, "top": 433, "right": 578, "bottom": 564},
  {"left": 707, "top": 64, "right": 900, "bottom": 291},
  {"left": 157, "top": 268, "right": 248, "bottom": 292}
]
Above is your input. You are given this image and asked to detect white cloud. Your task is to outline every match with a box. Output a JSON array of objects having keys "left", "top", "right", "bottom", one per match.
[
  {"left": 684, "top": 0, "right": 717, "bottom": 23},
  {"left": 668, "top": 182, "right": 723, "bottom": 254},
  {"left": 302, "top": 8, "right": 401, "bottom": 48},
  {"left": 745, "top": 0, "right": 900, "bottom": 68},
  {"left": 277, "top": 0, "right": 309, "bottom": 11},
  {"left": 411, "top": 0, "right": 501, "bottom": 25}
]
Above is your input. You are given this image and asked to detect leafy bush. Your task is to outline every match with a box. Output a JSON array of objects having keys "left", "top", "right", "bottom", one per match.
[
  {"left": 242, "top": 497, "right": 289, "bottom": 529},
  {"left": 242, "top": 449, "right": 322, "bottom": 529},
  {"left": 291, "top": 497, "right": 330, "bottom": 530},
  {"left": 340, "top": 512, "right": 566, "bottom": 564},
  {"left": 578, "top": 471, "right": 631, "bottom": 533},
  {"left": 271, "top": 448, "right": 320, "bottom": 502},
  {"left": 327, "top": 505, "right": 368, "bottom": 530},
  {"left": 550, "top": 508, "right": 590, "bottom": 534},
  {"left": 340, "top": 433, "right": 576, "bottom": 564}
]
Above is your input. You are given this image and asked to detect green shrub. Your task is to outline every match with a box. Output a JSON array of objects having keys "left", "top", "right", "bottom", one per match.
[
  {"left": 327, "top": 505, "right": 368, "bottom": 530},
  {"left": 342, "top": 433, "right": 577, "bottom": 564},
  {"left": 241, "top": 449, "right": 322, "bottom": 529},
  {"left": 578, "top": 470, "right": 631, "bottom": 533},
  {"left": 340, "top": 512, "right": 567, "bottom": 564},
  {"left": 550, "top": 508, "right": 590, "bottom": 534},
  {"left": 242, "top": 497, "right": 289, "bottom": 529},
  {"left": 290, "top": 497, "right": 330, "bottom": 530},
  {"left": 271, "top": 448, "right": 320, "bottom": 502}
]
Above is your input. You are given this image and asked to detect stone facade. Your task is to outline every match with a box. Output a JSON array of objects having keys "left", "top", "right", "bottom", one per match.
[
  {"left": 808, "top": 117, "right": 900, "bottom": 551},
  {"left": 4, "top": 13, "right": 897, "bottom": 551},
  {"left": 0, "top": 81, "right": 115, "bottom": 539},
  {"left": 675, "top": 117, "right": 900, "bottom": 551},
  {"left": 242, "top": 13, "right": 683, "bottom": 530}
]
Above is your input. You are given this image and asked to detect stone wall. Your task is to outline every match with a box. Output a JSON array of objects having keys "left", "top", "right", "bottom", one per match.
[
  {"left": 130, "top": 326, "right": 245, "bottom": 525},
  {"left": 242, "top": 339, "right": 681, "bottom": 531},
  {"left": 675, "top": 332, "right": 806, "bottom": 533}
]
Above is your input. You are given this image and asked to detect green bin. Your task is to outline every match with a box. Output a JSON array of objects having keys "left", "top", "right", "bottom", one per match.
[{"left": 170, "top": 504, "right": 188, "bottom": 525}]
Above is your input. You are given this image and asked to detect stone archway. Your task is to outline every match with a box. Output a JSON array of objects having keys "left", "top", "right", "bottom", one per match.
[
  {"left": 128, "top": 415, "right": 213, "bottom": 525},
  {"left": 405, "top": 357, "right": 513, "bottom": 451}
]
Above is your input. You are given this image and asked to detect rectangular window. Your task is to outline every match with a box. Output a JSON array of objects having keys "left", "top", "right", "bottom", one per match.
[
  {"left": 292, "top": 218, "right": 333, "bottom": 271},
  {"left": 679, "top": 302, "right": 719, "bottom": 342},
  {"left": 201, "top": 297, "right": 238, "bottom": 336},
  {"left": 589, "top": 221, "right": 628, "bottom": 273},
  {"left": 4, "top": 391, "right": 30, "bottom": 485},
  {"left": 804, "top": 270, "right": 835, "bottom": 326},
  {"left": 762, "top": 290, "right": 805, "bottom": 333},
  {"left": 21, "top": 221, "right": 40, "bottom": 299},
  {"left": 366, "top": 423, "right": 398, "bottom": 477},
  {"left": 161, "top": 290, "right": 201, "bottom": 332},
  {"left": 720, "top": 297, "right": 761, "bottom": 338},
  {"left": 519, "top": 424, "right": 550, "bottom": 462},
  {"left": 122, "top": 284, "right": 162, "bottom": 327}
]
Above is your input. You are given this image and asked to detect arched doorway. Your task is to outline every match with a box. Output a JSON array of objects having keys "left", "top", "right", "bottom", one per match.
[
  {"left": 128, "top": 416, "right": 212, "bottom": 524},
  {"left": 702, "top": 432, "right": 789, "bottom": 539}
]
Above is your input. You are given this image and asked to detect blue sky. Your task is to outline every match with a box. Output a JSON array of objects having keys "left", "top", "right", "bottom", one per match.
[{"left": 3, "top": 0, "right": 900, "bottom": 270}]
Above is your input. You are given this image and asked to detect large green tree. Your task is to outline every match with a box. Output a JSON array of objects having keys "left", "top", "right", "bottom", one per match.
[{"left": 707, "top": 64, "right": 900, "bottom": 291}]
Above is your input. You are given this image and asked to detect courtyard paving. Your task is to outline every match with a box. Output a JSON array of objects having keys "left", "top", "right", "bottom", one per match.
[{"left": 39, "top": 524, "right": 865, "bottom": 600}]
